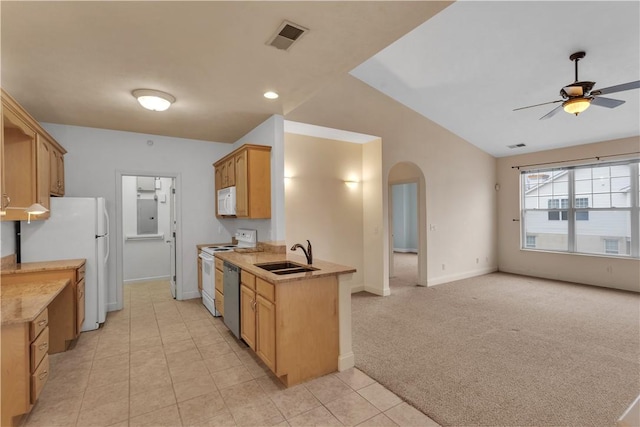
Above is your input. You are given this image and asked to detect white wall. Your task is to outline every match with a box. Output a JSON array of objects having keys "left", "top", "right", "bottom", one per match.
[
  {"left": 122, "top": 176, "right": 172, "bottom": 283},
  {"left": 497, "top": 136, "right": 640, "bottom": 292},
  {"left": 1, "top": 221, "right": 16, "bottom": 257},
  {"left": 284, "top": 133, "right": 364, "bottom": 290},
  {"left": 286, "top": 74, "right": 498, "bottom": 290},
  {"left": 42, "top": 123, "right": 232, "bottom": 308}
]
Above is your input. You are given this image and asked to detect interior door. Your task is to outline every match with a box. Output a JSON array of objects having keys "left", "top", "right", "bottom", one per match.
[{"left": 169, "top": 180, "right": 177, "bottom": 298}]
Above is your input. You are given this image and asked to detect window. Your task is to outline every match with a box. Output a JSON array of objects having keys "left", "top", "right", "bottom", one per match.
[
  {"left": 548, "top": 198, "right": 568, "bottom": 220},
  {"left": 575, "top": 197, "right": 589, "bottom": 221},
  {"left": 526, "top": 235, "right": 536, "bottom": 248},
  {"left": 604, "top": 239, "right": 619, "bottom": 254},
  {"left": 521, "top": 160, "right": 639, "bottom": 257}
]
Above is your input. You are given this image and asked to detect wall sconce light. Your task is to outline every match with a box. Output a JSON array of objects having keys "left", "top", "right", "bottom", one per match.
[
  {"left": 344, "top": 180, "right": 359, "bottom": 189},
  {"left": 26, "top": 203, "right": 49, "bottom": 224},
  {"left": 132, "top": 89, "right": 176, "bottom": 111}
]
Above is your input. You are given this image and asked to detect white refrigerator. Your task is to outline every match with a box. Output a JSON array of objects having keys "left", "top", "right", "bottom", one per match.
[{"left": 21, "top": 197, "right": 109, "bottom": 331}]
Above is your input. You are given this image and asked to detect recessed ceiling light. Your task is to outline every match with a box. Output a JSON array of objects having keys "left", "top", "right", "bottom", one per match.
[
  {"left": 132, "top": 89, "right": 176, "bottom": 111},
  {"left": 264, "top": 91, "right": 279, "bottom": 100}
]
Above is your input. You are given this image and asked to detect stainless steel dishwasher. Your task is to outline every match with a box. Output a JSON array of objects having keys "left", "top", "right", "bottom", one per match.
[{"left": 223, "top": 261, "right": 241, "bottom": 339}]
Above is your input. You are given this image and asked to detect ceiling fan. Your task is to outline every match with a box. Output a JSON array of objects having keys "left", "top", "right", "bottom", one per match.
[{"left": 514, "top": 51, "right": 640, "bottom": 120}]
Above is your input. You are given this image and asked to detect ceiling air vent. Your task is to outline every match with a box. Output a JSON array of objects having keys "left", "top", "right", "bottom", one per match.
[
  {"left": 267, "top": 21, "right": 308, "bottom": 51},
  {"left": 507, "top": 143, "right": 527, "bottom": 149}
]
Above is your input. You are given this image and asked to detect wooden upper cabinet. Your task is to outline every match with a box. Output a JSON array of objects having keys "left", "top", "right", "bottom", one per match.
[
  {"left": 1, "top": 105, "right": 37, "bottom": 220},
  {"left": 36, "top": 136, "right": 51, "bottom": 219},
  {"left": 49, "top": 145, "right": 65, "bottom": 196},
  {"left": 213, "top": 144, "right": 271, "bottom": 219},
  {"left": 1, "top": 89, "right": 66, "bottom": 221},
  {"left": 225, "top": 157, "right": 235, "bottom": 187},
  {"left": 235, "top": 149, "right": 248, "bottom": 217}
]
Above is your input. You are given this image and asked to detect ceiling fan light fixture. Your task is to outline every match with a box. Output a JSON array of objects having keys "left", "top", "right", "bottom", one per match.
[
  {"left": 132, "top": 89, "right": 175, "bottom": 111},
  {"left": 563, "top": 97, "right": 591, "bottom": 116}
]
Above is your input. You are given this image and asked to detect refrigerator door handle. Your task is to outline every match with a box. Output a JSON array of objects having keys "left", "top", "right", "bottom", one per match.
[
  {"left": 104, "top": 233, "right": 110, "bottom": 264},
  {"left": 103, "top": 203, "right": 110, "bottom": 237}
]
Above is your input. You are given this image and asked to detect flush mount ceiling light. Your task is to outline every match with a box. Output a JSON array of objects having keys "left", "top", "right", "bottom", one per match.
[
  {"left": 132, "top": 89, "right": 176, "bottom": 111},
  {"left": 264, "top": 91, "right": 279, "bottom": 100},
  {"left": 562, "top": 97, "right": 591, "bottom": 116}
]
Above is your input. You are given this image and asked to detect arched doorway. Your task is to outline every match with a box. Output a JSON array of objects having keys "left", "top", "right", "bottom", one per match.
[{"left": 388, "top": 162, "right": 427, "bottom": 288}]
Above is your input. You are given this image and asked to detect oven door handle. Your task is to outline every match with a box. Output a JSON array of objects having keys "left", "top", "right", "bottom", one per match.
[{"left": 199, "top": 253, "right": 214, "bottom": 262}]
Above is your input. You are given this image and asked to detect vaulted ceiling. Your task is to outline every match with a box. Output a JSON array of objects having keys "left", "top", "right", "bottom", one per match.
[{"left": 2, "top": 1, "right": 638, "bottom": 157}]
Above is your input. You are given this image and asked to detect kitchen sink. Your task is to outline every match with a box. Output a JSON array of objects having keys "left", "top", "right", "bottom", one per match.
[{"left": 254, "top": 261, "right": 318, "bottom": 275}]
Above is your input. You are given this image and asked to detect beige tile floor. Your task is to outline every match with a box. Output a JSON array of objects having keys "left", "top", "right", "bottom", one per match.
[{"left": 24, "top": 280, "right": 439, "bottom": 427}]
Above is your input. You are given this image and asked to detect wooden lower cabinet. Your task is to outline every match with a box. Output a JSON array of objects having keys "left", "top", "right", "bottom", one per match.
[
  {"left": 240, "top": 284, "right": 256, "bottom": 349},
  {"left": 197, "top": 249, "right": 203, "bottom": 294},
  {"left": 1, "top": 309, "right": 50, "bottom": 427},
  {"left": 255, "top": 294, "right": 276, "bottom": 372},
  {"left": 238, "top": 271, "right": 339, "bottom": 387},
  {"left": 2, "top": 262, "right": 86, "bottom": 347}
]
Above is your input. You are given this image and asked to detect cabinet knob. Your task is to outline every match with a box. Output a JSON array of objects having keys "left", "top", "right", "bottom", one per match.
[
  {"left": 39, "top": 342, "right": 48, "bottom": 351},
  {"left": 1, "top": 194, "right": 10, "bottom": 209},
  {"left": 38, "top": 371, "right": 48, "bottom": 380},
  {"left": 38, "top": 319, "right": 47, "bottom": 326}
]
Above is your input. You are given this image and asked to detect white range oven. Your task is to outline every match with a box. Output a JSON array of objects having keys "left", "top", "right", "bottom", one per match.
[
  {"left": 199, "top": 245, "right": 236, "bottom": 317},
  {"left": 199, "top": 229, "right": 257, "bottom": 318}
]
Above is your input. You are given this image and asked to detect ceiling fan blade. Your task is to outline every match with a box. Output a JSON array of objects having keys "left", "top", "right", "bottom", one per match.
[
  {"left": 591, "top": 80, "right": 640, "bottom": 96},
  {"left": 513, "top": 99, "right": 562, "bottom": 111},
  {"left": 539, "top": 105, "right": 563, "bottom": 120},
  {"left": 591, "top": 96, "right": 625, "bottom": 108}
]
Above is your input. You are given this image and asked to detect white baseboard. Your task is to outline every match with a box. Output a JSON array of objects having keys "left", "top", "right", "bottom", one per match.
[
  {"left": 123, "top": 275, "right": 170, "bottom": 284},
  {"left": 338, "top": 352, "right": 355, "bottom": 371},
  {"left": 350, "top": 284, "right": 391, "bottom": 296},
  {"left": 427, "top": 266, "right": 497, "bottom": 287},
  {"left": 350, "top": 285, "right": 365, "bottom": 293}
]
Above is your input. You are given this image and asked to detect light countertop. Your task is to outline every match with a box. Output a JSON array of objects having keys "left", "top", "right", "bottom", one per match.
[
  {"left": 214, "top": 251, "right": 356, "bottom": 284},
  {"left": 1, "top": 279, "right": 70, "bottom": 325},
  {"left": 1, "top": 259, "right": 86, "bottom": 275}
]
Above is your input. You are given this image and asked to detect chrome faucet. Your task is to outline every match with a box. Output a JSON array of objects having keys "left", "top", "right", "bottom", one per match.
[{"left": 290, "top": 240, "right": 313, "bottom": 265}]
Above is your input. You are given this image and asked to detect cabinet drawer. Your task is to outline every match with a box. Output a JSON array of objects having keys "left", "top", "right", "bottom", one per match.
[
  {"left": 31, "top": 354, "right": 49, "bottom": 404},
  {"left": 214, "top": 258, "right": 224, "bottom": 272},
  {"left": 215, "top": 268, "right": 224, "bottom": 294},
  {"left": 76, "top": 264, "right": 86, "bottom": 282},
  {"left": 256, "top": 278, "right": 274, "bottom": 302},
  {"left": 241, "top": 270, "right": 256, "bottom": 291},
  {"left": 30, "top": 309, "right": 48, "bottom": 341},
  {"left": 77, "top": 279, "right": 86, "bottom": 334},
  {"left": 30, "top": 326, "right": 49, "bottom": 372},
  {"left": 215, "top": 290, "right": 224, "bottom": 317}
]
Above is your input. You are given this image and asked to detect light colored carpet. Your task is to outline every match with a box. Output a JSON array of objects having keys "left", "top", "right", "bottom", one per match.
[{"left": 352, "top": 266, "right": 640, "bottom": 426}]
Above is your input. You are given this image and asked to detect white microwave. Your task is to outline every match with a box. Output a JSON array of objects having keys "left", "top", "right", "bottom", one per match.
[{"left": 218, "top": 186, "right": 236, "bottom": 216}]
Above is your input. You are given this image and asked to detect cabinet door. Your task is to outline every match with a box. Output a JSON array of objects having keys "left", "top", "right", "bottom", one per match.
[
  {"left": 2, "top": 107, "right": 37, "bottom": 219},
  {"left": 57, "top": 153, "right": 64, "bottom": 195},
  {"left": 235, "top": 150, "right": 248, "bottom": 217},
  {"left": 197, "top": 255, "right": 203, "bottom": 293},
  {"left": 76, "top": 279, "right": 85, "bottom": 334},
  {"left": 214, "top": 166, "right": 223, "bottom": 216},
  {"left": 226, "top": 157, "right": 235, "bottom": 187},
  {"left": 256, "top": 294, "right": 276, "bottom": 371},
  {"left": 240, "top": 285, "right": 256, "bottom": 350},
  {"left": 219, "top": 162, "right": 227, "bottom": 188},
  {"left": 36, "top": 137, "right": 50, "bottom": 215},
  {"left": 49, "top": 147, "right": 64, "bottom": 196}
]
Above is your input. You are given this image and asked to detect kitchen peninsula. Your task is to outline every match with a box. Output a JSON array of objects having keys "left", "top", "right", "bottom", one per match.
[{"left": 214, "top": 248, "right": 356, "bottom": 387}]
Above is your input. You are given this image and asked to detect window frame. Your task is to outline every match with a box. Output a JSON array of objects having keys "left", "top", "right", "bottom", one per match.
[{"left": 521, "top": 160, "right": 639, "bottom": 258}]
